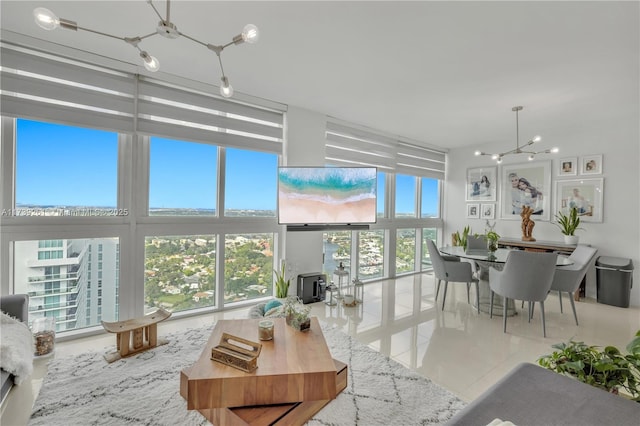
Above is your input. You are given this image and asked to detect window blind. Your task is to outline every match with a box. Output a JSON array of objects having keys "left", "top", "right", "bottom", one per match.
[
  {"left": 396, "top": 142, "right": 445, "bottom": 180},
  {"left": 325, "top": 118, "right": 446, "bottom": 179},
  {"left": 0, "top": 43, "right": 136, "bottom": 133},
  {"left": 0, "top": 41, "right": 284, "bottom": 154},
  {"left": 137, "top": 77, "right": 283, "bottom": 153},
  {"left": 325, "top": 121, "right": 397, "bottom": 172}
]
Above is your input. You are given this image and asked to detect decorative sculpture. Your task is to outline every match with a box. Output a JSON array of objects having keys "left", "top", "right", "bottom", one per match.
[{"left": 521, "top": 206, "right": 536, "bottom": 241}]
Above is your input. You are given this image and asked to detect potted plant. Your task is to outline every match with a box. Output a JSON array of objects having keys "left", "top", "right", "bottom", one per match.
[
  {"left": 283, "top": 296, "right": 311, "bottom": 331},
  {"left": 274, "top": 259, "right": 290, "bottom": 299},
  {"left": 485, "top": 230, "right": 500, "bottom": 253},
  {"left": 554, "top": 206, "right": 583, "bottom": 244},
  {"left": 452, "top": 226, "right": 471, "bottom": 250},
  {"left": 537, "top": 330, "right": 640, "bottom": 402}
]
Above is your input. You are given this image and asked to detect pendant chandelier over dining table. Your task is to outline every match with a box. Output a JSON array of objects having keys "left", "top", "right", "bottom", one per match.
[
  {"left": 475, "top": 106, "right": 558, "bottom": 163},
  {"left": 33, "top": 0, "right": 259, "bottom": 99}
]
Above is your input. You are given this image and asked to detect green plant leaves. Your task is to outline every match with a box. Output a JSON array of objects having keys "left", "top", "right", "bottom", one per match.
[
  {"left": 537, "top": 332, "right": 640, "bottom": 401},
  {"left": 554, "top": 206, "right": 583, "bottom": 236}
]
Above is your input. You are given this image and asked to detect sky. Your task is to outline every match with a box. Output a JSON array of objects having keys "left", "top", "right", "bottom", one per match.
[{"left": 16, "top": 119, "right": 439, "bottom": 215}]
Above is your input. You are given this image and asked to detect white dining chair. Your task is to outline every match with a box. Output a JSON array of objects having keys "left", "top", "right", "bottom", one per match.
[
  {"left": 426, "top": 239, "right": 479, "bottom": 313},
  {"left": 550, "top": 245, "right": 598, "bottom": 326},
  {"left": 489, "top": 251, "right": 557, "bottom": 337}
]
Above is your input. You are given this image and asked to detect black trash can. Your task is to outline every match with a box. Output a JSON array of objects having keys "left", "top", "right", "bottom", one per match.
[{"left": 596, "top": 256, "right": 633, "bottom": 308}]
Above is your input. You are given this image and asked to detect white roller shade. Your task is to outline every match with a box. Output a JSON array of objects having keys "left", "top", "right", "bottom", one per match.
[
  {"left": 326, "top": 118, "right": 446, "bottom": 179},
  {"left": 326, "top": 121, "right": 396, "bottom": 172},
  {"left": 396, "top": 142, "right": 446, "bottom": 179},
  {"left": 0, "top": 43, "right": 135, "bottom": 133},
  {"left": 137, "top": 77, "right": 284, "bottom": 153},
  {"left": 0, "top": 41, "right": 284, "bottom": 154}
]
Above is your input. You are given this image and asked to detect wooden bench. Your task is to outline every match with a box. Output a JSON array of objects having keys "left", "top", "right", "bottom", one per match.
[{"left": 102, "top": 308, "right": 171, "bottom": 358}]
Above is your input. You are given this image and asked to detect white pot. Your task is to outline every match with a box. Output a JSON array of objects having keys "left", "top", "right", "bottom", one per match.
[{"left": 564, "top": 235, "right": 579, "bottom": 245}]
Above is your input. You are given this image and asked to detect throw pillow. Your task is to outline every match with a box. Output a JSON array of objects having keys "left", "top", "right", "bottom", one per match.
[{"left": 264, "top": 299, "right": 282, "bottom": 313}]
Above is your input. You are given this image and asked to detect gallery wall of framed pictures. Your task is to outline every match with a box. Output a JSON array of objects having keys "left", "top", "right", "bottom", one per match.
[
  {"left": 465, "top": 154, "right": 604, "bottom": 224},
  {"left": 553, "top": 153, "right": 604, "bottom": 222}
]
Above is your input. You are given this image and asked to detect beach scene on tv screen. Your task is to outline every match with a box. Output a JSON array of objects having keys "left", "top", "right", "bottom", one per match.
[{"left": 278, "top": 167, "right": 376, "bottom": 224}]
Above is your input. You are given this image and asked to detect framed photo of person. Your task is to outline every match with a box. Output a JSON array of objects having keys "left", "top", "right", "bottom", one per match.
[
  {"left": 481, "top": 203, "right": 495, "bottom": 219},
  {"left": 580, "top": 154, "right": 603, "bottom": 175},
  {"left": 558, "top": 157, "right": 577, "bottom": 176},
  {"left": 467, "top": 203, "right": 480, "bottom": 219},
  {"left": 499, "top": 161, "right": 551, "bottom": 221},
  {"left": 555, "top": 178, "right": 604, "bottom": 223},
  {"left": 465, "top": 167, "right": 497, "bottom": 202}
]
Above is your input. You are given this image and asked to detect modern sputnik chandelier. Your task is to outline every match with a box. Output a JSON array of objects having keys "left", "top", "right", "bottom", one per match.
[
  {"left": 33, "top": 0, "right": 259, "bottom": 98},
  {"left": 475, "top": 106, "right": 558, "bottom": 163}
]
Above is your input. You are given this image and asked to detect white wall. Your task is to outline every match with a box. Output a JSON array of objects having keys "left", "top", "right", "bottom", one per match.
[
  {"left": 281, "top": 106, "right": 327, "bottom": 294},
  {"left": 444, "top": 111, "right": 640, "bottom": 306}
]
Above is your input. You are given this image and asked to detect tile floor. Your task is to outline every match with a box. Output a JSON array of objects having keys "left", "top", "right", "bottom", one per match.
[{"left": 2, "top": 272, "right": 639, "bottom": 425}]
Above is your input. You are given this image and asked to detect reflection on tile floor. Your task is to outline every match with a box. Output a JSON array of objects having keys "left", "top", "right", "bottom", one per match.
[{"left": 3, "top": 272, "right": 640, "bottom": 425}]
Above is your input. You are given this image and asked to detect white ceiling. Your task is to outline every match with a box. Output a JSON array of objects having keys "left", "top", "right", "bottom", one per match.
[{"left": 1, "top": 1, "right": 638, "bottom": 150}]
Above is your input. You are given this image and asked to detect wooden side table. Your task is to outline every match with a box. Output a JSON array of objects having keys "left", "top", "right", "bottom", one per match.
[{"left": 101, "top": 308, "right": 171, "bottom": 358}]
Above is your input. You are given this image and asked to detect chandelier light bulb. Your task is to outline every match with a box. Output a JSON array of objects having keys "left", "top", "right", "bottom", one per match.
[
  {"left": 242, "top": 24, "right": 259, "bottom": 43},
  {"left": 528, "top": 155, "right": 535, "bottom": 161},
  {"left": 33, "top": 7, "right": 59, "bottom": 30},
  {"left": 140, "top": 52, "right": 160, "bottom": 72},
  {"left": 496, "top": 157, "right": 503, "bottom": 164},
  {"left": 32, "top": 2, "right": 257, "bottom": 97},
  {"left": 220, "top": 77, "right": 234, "bottom": 98},
  {"left": 491, "top": 154, "right": 499, "bottom": 160},
  {"left": 532, "top": 135, "right": 542, "bottom": 143},
  {"left": 474, "top": 151, "right": 482, "bottom": 156},
  {"left": 550, "top": 147, "right": 559, "bottom": 153}
]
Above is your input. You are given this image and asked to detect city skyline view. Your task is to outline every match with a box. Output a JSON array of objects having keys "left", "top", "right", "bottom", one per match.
[{"left": 15, "top": 119, "right": 439, "bottom": 217}]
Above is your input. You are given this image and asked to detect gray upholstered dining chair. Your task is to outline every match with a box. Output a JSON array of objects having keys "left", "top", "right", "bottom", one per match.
[
  {"left": 465, "top": 234, "right": 487, "bottom": 254},
  {"left": 489, "top": 251, "right": 557, "bottom": 337},
  {"left": 550, "top": 245, "right": 598, "bottom": 326},
  {"left": 426, "top": 239, "right": 479, "bottom": 313}
]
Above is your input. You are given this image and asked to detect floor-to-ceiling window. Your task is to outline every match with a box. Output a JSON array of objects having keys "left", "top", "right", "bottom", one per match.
[{"left": 324, "top": 121, "right": 446, "bottom": 281}]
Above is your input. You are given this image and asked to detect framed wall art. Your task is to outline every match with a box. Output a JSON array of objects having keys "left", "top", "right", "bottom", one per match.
[
  {"left": 465, "top": 167, "right": 497, "bottom": 202},
  {"left": 580, "top": 154, "right": 602, "bottom": 175},
  {"left": 555, "top": 178, "right": 604, "bottom": 223},
  {"left": 499, "top": 161, "right": 551, "bottom": 221},
  {"left": 481, "top": 203, "right": 495, "bottom": 219},
  {"left": 467, "top": 203, "right": 480, "bottom": 219},
  {"left": 558, "top": 157, "right": 577, "bottom": 176}
]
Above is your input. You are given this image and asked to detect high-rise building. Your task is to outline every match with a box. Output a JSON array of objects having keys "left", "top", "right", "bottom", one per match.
[{"left": 13, "top": 238, "right": 119, "bottom": 332}]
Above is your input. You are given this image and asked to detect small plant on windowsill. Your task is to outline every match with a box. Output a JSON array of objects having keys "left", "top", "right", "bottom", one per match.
[
  {"left": 274, "top": 260, "right": 290, "bottom": 298},
  {"left": 537, "top": 330, "right": 640, "bottom": 402}
]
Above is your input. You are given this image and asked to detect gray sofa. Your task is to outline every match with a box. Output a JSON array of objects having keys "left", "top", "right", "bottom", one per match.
[
  {"left": 447, "top": 362, "right": 640, "bottom": 426},
  {"left": 1, "top": 294, "right": 29, "bottom": 403}
]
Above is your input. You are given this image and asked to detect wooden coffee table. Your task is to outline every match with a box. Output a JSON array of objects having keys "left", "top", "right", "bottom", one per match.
[{"left": 180, "top": 317, "right": 347, "bottom": 425}]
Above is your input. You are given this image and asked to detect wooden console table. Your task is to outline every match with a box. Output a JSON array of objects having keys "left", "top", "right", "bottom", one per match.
[
  {"left": 498, "top": 237, "right": 577, "bottom": 255},
  {"left": 180, "top": 317, "right": 346, "bottom": 425}
]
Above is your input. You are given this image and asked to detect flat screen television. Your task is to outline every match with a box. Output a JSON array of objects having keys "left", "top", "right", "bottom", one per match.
[{"left": 278, "top": 167, "right": 377, "bottom": 226}]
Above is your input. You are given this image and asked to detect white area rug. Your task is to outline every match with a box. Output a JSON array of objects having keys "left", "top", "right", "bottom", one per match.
[{"left": 30, "top": 321, "right": 465, "bottom": 425}]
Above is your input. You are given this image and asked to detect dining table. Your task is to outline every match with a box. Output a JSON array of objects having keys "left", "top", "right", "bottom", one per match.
[{"left": 438, "top": 246, "right": 573, "bottom": 316}]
